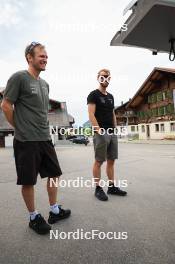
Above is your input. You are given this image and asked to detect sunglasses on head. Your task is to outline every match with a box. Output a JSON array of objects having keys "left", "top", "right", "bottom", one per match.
[{"left": 26, "top": 41, "right": 41, "bottom": 54}]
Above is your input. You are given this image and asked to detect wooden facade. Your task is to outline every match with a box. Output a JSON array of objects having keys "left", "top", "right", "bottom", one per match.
[
  {"left": 115, "top": 68, "right": 175, "bottom": 139},
  {"left": 115, "top": 101, "right": 137, "bottom": 126},
  {"left": 127, "top": 68, "right": 175, "bottom": 124}
]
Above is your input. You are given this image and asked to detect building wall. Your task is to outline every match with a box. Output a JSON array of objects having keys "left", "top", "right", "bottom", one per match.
[
  {"left": 128, "top": 125, "right": 139, "bottom": 135},
  {"left": 117, "top": 121, "right": 175, "bottom": 140},
  {"left": 0, "top": 109, "right": 13, "bottom": 130},
  {"left": 138, "top": 124, "right": 147, "bottom": 139},
  {"left": 48, "top": 102, "right": 70, "bottom": 128},
  {"left": 138, "top": 121, "right": 175, "bottom": 140},
  {"left": 116, "top": 125, "right": 138, "bottom": 138}
]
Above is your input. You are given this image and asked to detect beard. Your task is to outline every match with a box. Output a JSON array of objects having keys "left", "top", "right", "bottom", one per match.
[
  {"left": 101, "top": 82, "right": 109, "bottom": 88},
  {"left": 32, "top": 62, "right": 46, "bottom": 71}
]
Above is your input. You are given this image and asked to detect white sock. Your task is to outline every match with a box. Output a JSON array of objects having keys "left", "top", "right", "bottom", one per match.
[
  {"left": 50, "top": 203, "right": 60, "bottom": 215},
  {"left": 29, "top": 210, "right": 39, "bottom": 221}
]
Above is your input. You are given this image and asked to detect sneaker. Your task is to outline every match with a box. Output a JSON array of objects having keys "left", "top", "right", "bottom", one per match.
[
  {"left": 29, "top": 214, "right": 51, "bottom": 235},
  {"left": 107, "top": 185, "right": 127, "bottom": 196},
  {"left": 48, "top": 206, "right": 71, "bottom": 224},
  {"left": 95, "top": 186, "right": 108, "bottom": 201}
]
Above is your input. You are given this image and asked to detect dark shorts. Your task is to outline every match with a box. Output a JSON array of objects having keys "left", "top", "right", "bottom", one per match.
[
  {"left": 13, "top": 138, "right": 62, "bottom": 185},
  {"left": 93, "top": 133, "right": 118, "bottom": 162}
]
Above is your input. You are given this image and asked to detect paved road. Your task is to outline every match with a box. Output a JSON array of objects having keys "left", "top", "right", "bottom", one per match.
[{"left": 0, "top": 143, "right": 175, "bottom": 264}]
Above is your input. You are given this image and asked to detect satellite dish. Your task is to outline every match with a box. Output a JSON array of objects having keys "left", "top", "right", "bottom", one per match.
[{"left": 110, "top": 0, "right": 175, "bottom": 61}]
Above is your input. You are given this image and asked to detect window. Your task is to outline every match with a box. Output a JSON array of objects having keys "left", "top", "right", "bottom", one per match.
[
  {"left": 152, "top": 108, "right": 158, "bottom": 117},
  {"left": 166, "top": 90, "right": 173, "bottom": 99},
  {"left": 148, "top": 95, "right": 152, "bottom": 104},
  {"left": 147, "top": 109, "right": 152, "bottom": 118},
  {"left": 166, "top": 104, "right": 174, "bottom": 114},
  {"left": 157, "top": 91, "right": 163, "bottom": 102},
  {"left": 131, "top": 126, "right": 135, "bottom": 132},
  {"left": 141, "top": 125, "right": 145, "bottom": 133},
  {"left": 163, "top": 106, "right": 167, "bottom": 115},
  {"left": 160, "top": 124, "right": 165, "bottom": 132},
  {"left": 158, "top": 106, "right": 166, "bottom": 116},
  {"left": 155, "top": 124, "right": 159, "bottom": 132},
  {"left": 162, "top": 92, "right": 166, "bottom": 100},
  {"left": 140, "top": 111, "right": 144, "bottom": 119},
  {"left": 151, "top": 94, "right": 157, "bottom": 103},
  {"left": 170, "top": 123, "right": 175, "bottom": 132},
  {"left": 136, "top": 126, "right": 138, "bottom": 131}
]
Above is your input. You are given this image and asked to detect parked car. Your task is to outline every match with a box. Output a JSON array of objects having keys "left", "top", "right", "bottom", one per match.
[
  {"left": 70, "top": 135, "right": 89, "bottom": 146},
  {"left": 66, "top": 135, "right": 77, "bottom": 140}
]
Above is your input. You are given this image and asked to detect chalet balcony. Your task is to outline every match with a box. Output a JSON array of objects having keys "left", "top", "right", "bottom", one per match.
[{"left": 124, "top": 111, "right": 137, "bottom": 117}]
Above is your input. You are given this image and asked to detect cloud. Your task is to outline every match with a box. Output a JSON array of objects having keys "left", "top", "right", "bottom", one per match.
[{"left": 0, "top": 0, "right": 25, "bottom": 27}]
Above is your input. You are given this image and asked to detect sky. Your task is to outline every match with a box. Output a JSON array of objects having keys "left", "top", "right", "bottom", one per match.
[{"left": 0, "top": 0, "right": 174, "bottom": 125}]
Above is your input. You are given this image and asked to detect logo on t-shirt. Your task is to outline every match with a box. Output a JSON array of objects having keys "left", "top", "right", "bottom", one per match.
[
  {"left": 100, "top": 97, "right": 113, "bottom": 105},
  {"left": 42, "top": 86, "right": 49, "bottom": 96},
  {"left": 30, "top": 85, "right": 38, "bottom": 94}
]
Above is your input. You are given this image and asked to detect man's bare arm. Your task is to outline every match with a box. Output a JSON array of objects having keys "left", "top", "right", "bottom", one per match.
[
  {"left": 88, "top": 104, "right": 100, "bottom": 133},
  {"left": 1, "top": 99, "right": 15, "bottom": 127},
  {"left": 113, "top": 110, "right": 117, "bottom": 127}
]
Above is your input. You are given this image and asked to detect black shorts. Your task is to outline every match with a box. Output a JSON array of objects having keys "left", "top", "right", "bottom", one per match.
[{"left": 13, "top": 138, "right": 62, "bottom": 185}]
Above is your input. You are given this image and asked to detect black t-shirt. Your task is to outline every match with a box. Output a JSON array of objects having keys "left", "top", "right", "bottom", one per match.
[{"left": 87, "top": 89, "right": 115, "bottom": 129}]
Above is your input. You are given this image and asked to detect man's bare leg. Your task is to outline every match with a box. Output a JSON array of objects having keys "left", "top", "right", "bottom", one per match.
[
  {"left": 21, "top": 185, "right": 35, "bottom": 212},
  {"left": 106, "top": 159, "right": 115, "bottom": 184},
  {"left": 106, "top": 160, "right": 127, "bottom": 196},
  {"left": 22, "top": 184, "right": 51, "bottom": 234},
  {"left": 93, "top": 160, "right": 103, "bottom": 186},
  {"left": 93, "top": 160, "right": 108, "bottom": 201},
  {"left": 47, "top": 177, "right": 58, "bottom": 206},
  {"left": 47, "top": 177, "right": 71, "bottom": 224}
]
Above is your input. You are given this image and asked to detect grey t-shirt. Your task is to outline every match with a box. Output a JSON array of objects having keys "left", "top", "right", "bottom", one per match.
[{"left": 3, "top": 70, "right": 51, "bottom": 141}]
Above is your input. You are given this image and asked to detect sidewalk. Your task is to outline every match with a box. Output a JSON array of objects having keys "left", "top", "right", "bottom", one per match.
[{"left": 118, "top": 138, "right": 175, "bottom": 145}]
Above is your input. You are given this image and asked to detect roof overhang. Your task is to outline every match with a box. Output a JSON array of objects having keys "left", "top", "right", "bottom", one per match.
[
  {"left": 127, "top": 67, "right": 175, "bottom": 108},
  {"left": 111, "top": 0, "right": 175, "bottom": 59}
]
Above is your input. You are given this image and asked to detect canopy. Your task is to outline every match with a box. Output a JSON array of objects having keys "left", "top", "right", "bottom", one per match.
[{"left": 110, "top": 0, "right": 175, "bottom": 60}]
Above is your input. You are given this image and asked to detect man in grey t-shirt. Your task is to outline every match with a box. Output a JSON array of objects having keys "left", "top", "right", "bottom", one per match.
[{"left": 1, "top": 42, "right": 71, "bottom": 235}]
